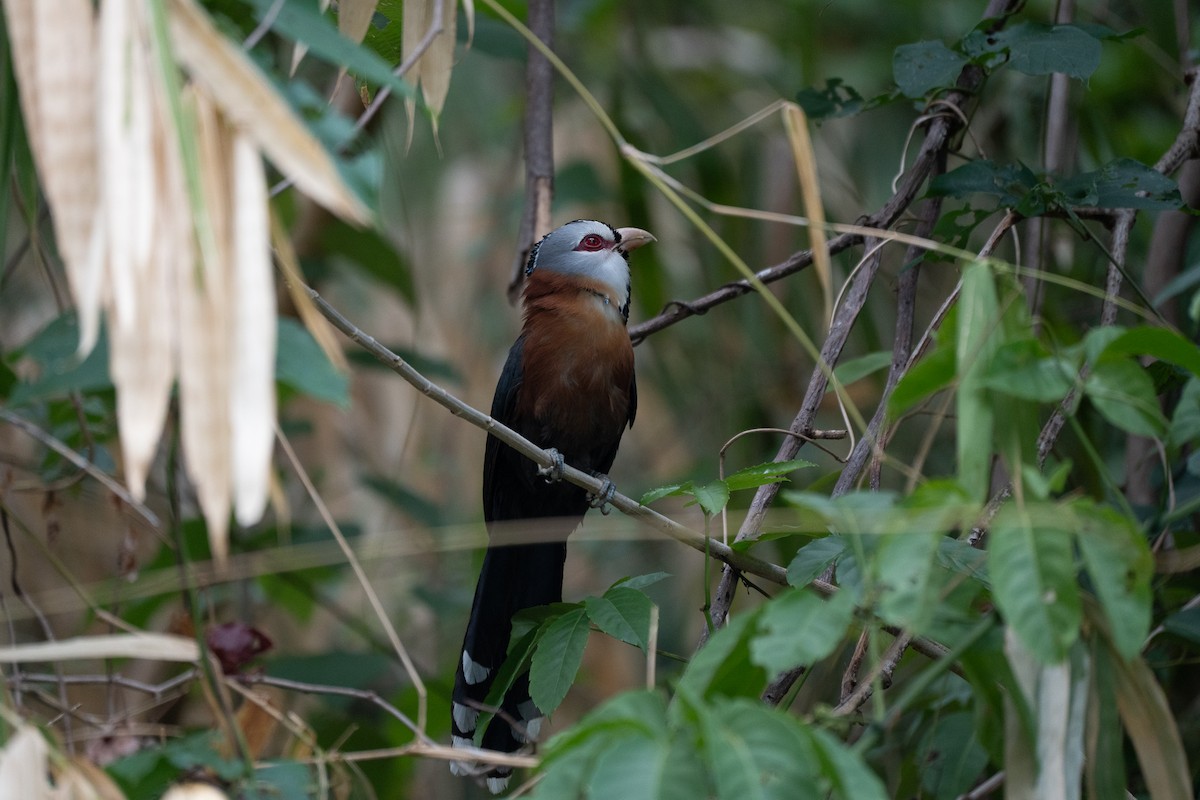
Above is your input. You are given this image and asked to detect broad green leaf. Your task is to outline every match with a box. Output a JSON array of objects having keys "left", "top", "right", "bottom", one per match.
[
  {"left": 245, "top": 0, "right": 415, "bottom": 100},
  {"left": 612, "top": 572, "right": 672, "bottom": 591},
  {"left": 989, "top": 505, "right": 1080, "bottom": 662},
  {"left": 1168, "top": 377, "right": 1200, "bottom": 448},
  {"left": 1162, "top": 606, "right": 1200, "bottom": 646},
  {"left": 585, "top": 587, "right": 652, "bottom": 651},
  {"left": 749, "top": 588, "right": 856, "bottom": 675},
  {"left": 893, "top": 41, "right": 969, "bottom": 98},
  {"left": 999, "top": 23, "right": 1102, "bottom": 80},
  {"left": 957, "top": 261, "right": 1000, "bottom": 504},
  {"left": 9, "top": 314, "right": 113, "bottom": 404},
  {"left": 875, "top": 529, "right": 942, "bottom": 633},
  {"left": 917, "top": 711, "right": 988, "bottom": 800},
  {"left": 1083, "top": 357, "right": 1167, "bottom": 437},
  {"left": 692, "top": 479, "right": 731, "bottom": 516},
  {"left": 807, "top": 727, "right": 889, "bottom": 800},
  {"left": 787, "top": 536, "right": 848, "bottom": 587},
  {"left": 979, "top": 339, "right": 1076, "bottom": 402},
  {"left": 1102, "top": 326, "right": 1200, "bottom": 376},
  {"left": 529, "top": 607, "right": 590, "bottom": 716},
  {"left": 1058, "top": 159, "right": 1182, "bottom": 211},
  {"left": 927, "top": 160, "right": 1039, "bottom": 207},
  {"left": 640, "top": 481, "right": 690, "bottom": 505},
  {"left": 587, "top": 736, "right": 707, "bottom": 800},
  {"left": 1073, "top": 502, "right": 1152, "bottom": 659},
  {"left": 831, "top": 351, "right": 892, "bottom": 388},
  {"left": 696, "top": 698, "right": 823, "bottom": 800},
  {"left": 723, "top": 459, "right": 816, "bottom": 492},
  {"left": 888, "top": 334, "right": 955, "bottom": 418},
  {"left": 319, "top": 219, "right": 416, "bottom": 305},
  {"left": 677, "top": 609, "right": 767, "bottom": 700},
  {"left": 936, "top": 537, "right": 989, "bottom": 586},
  {"left": 276, "top": 318, "right": 349, "bottom": 406}
]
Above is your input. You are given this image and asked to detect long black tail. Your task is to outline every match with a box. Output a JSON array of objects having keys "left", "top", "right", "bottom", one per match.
[{"left": 450, "top": 538, "right": 566, "bottom": 792}]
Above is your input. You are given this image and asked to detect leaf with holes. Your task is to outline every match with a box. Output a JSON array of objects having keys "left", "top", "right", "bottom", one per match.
[{"left": 893, "top": 40, "right": 969, "bottom": 98}]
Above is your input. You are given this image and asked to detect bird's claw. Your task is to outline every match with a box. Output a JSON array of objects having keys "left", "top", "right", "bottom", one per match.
[
  {"left": 537, "top": 448, "right": 565, "bottom": 483},
  {"left": 588, "top": 477, "right": 617, "bottom": 514}
]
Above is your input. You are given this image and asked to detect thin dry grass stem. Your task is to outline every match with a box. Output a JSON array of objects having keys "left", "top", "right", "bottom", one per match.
[
  {"left": 646, "top": 604, "right": 659, "bottom": 690},
  {"left": 274, "top": 426, "right": 429, "bottom": 734}
]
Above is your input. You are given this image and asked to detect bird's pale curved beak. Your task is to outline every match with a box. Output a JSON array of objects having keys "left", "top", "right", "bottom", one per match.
[{"left": 614, "top": 227, "right": 655, "bottom": 254}]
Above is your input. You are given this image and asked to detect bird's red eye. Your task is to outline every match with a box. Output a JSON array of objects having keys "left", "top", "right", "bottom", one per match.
[{"left": 578, "top": 233, "right": 606, "bottom": 251}]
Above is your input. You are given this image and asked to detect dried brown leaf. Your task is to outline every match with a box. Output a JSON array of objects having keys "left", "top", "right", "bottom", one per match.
[
  {"left": 169, "top": 0, "right": 369, "bottom": 225},
  {"left": 783, "top": 102, "right": 832, "bottom": 328}
]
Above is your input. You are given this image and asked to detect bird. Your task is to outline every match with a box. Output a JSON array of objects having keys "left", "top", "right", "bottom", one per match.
[{"left": 450, "top": 219, "right": 654, "bottom": 793}]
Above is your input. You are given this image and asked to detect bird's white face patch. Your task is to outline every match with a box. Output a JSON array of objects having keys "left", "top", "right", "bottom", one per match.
[
  {"left": 531, "top": 220, "right": 631, "bottom": 308},
  {"left": 462, "top": 651, "right": 491, "bottom": 685}
]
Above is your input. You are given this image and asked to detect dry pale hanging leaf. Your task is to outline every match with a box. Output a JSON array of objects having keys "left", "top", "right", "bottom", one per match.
[
  {"left": 0, "top": 725, "right": 53, "bottom": 800},
  {"left": 269, "top": 207, "right": 349, "bottom": 372},
  {"left": 104, "top": 0, "right": 176, "bottom": 499},
  {"left": 161, "top": 785, "right": 229, "bottom": 800},
  {"left": 229, "top": 132, "right": 277, "bottom": 527},
  {"left": 0, "top": 632, "right": 200, "bottom": 662},
  {"left": 419, "top": 0, "right": 457, "bottom": 141},
  {"left": 178, "top": 90, "right": 234, "bottom": 564},
  {"left": 783, "top": 102, "right": 832, "bottom": 329},
  {"left": 168, "top": 0, "right": 370, "bottom": 226},
  {"left": 338, "top": 0, "right": 378, "bottom": 46},
  {"left": 3, "top": 0, "right": 104, "bottom": 354}
]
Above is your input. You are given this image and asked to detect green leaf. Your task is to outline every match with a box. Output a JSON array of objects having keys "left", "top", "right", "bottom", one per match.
[
  {"left": 612, "top": 572, "right": 671, "bottom": 591},
  {"left": 319, "top": 219, "right": 415, "bottom": 305},
  {"left": 807, "top": 726, "right": 889, "bottom": 800},
  {"left": 917, "top": 712, "right": 989, "bottom": 799},
  {"left": 640, "top": 481, "right": 691, "bottom": 505},
  {"left": 1102, "top": 326, "right": 1200, "bottom": 376},
  {"left": 875, "top": 529, "right": 942, "bottom": 633},
  {"left": 696, "top": 698, "right": 823, "bottom": 800},
  {"left": 677, "top": 609, "right": 767, "bottom": 700},
  {"left": 831, "top": 351, "right": 893, "bottom": 388},
  {"left": 1073, "top": 502, "right": 1152, "bottom": 659},
  {"left": 1162, "top": 606, "right": 1200, "bottom": 646},
  {"left": 276, "top": 318, "right": 349, "bottom": 407},
  {"left": 927, "top": 160, "right": 1039, "bottom": 207},
  {"left": 475, "top": 626, "right": 541, "bottom": 744},
  {"left": 586, "top": 587, "right": 652, "bottom": 651},
  {"left": 957, "top": 261, "right": 1001, "bottom": 504},
  {"left": 749, "top": 588, "right": 856, "bottom": 675},
  {"left": 795, "top": 78, "right": 868, "bottom": 120},
  {"left": 1083, "top": 357, "right": 1166, "bottom": 437},
  {"left": 1059, "top": 158, "right": 1182, "bottom": 211},
  {"left": 979, "top": 339, "right": 1076, "bottom": 402},
  {"left": 692, "top": 479, "right": 731, "bottom": 516},
  {"left": 245, "top": 0, "right": 415, "bottom": 100},
  {"left": 530, "top": 607, "right": 591, "bottom": 716},
  {"left": 893, "top": 41, "right": 969, "bottom": 98},
  {"left": 998, "top": 23, "right": 1102, "bottom": 80},
  {"left": 723, "top": 459, "right": 816, "bottom": 492},
  {"left": 587, "top": 736, "right": 707, "bottom": 800},
  {"left": 888, "top": 335, "right": 956, "bottom": 418},
  {"left": 989, "top": 504, "right": 1081, "bottom": 662},
  {"left": 9, "top": 314, "right": 113, "bottom": 405},
  {"left": 787, "top": 536, "right": 847, "bottom": 587}
]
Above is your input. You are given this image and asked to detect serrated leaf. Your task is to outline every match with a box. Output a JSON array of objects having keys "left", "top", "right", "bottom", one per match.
[
  {"left": 1074, "top": 502, "right": 1152, "bottom": 659},
  {"left": 692, "top": 480, "right": 730, "bottom": 516},
  {"left": 787, "top": 536, "right": 847, "bottom": 587},
  {"left": 1083, "top": 357, "right": 1166, "bottom": 437},
  {"left": 989, "top": 505, "right": 1080, "bottom": 662},
  {"left": 723, "top": 459, "right": 816, "bottom": 492},
  {"left": 586, "top": 588, "right": 652, "bottom": 651},
  {"left": 640, "top": 481, "right": 691, "bottom": 505},
  {"left": 893, "top": 40, "right": 969, "bottom": 98},
  {"left": 749, "top": 588, "right": 855, "bottom": 675},
  {"left": 530, "top": 607, "right": 590, "bottom": 716}
]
